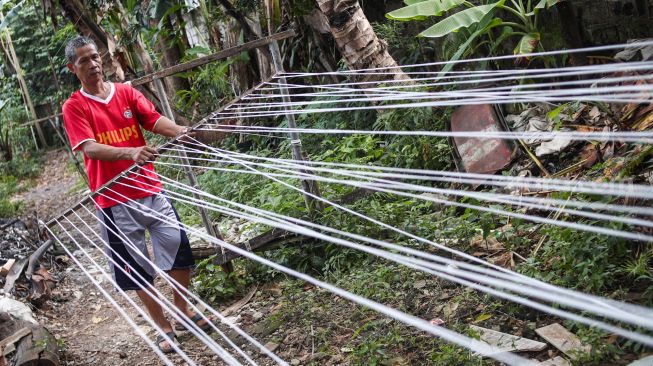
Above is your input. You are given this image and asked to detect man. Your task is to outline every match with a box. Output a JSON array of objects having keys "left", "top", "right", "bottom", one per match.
[{"left": 62, "top": 36, "right": 210, "bottom": 353}]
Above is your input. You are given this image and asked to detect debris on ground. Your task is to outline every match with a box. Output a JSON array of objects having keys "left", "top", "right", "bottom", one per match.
[
  {"left": 451, "top": 104, "right": 518, "bottom": 174},
  {"left": 535, "top": 323, "right": 592, "bottom": 360},
  {"left": 470, "top": 325, "right": 547, "bottom": 354},
  {"left": 536, "top": 356, "right": 571, "bottom": 366}
]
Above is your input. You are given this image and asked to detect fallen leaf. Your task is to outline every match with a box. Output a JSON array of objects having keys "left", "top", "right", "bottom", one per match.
[
  {"left": 91, "top": 316, "right": 106, "bottom": 324},
  {"left": 413, "top": 280, "right": 427, "bottom": 289},
  {"left": 430, "top": 318, "right": 445, "bottom": 326},
  {"left": 474, "top": 313, "right": 493, "bottom": 323},
  {"left": 443, "top": 302, "right": 459, "bottom": 319}
]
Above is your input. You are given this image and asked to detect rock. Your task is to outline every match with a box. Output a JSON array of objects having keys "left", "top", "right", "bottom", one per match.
[
  {"left": 413, "top": 280, "right": 427, "bottom": 289},
  {"left": 535, "top": 323, "right": 591, "bottom": 360},
  {"left": 469, "top": 325, "right": 547, "bottom": 354},
  {"left": 252, "top": 311, "right": 264, "bottom": 321},
  {"left": 264, "top": 341, "right": 279, "bottom": 352},
  {"left": 537, "top": 356, "right": 571, "bottom": 366},
  {"left": 290, "top": 359, "right": 300, "bottom": 366},
  {"left": 628, "top": 355, "right": 653, "bottom": 366},
  {"left": 118, "top": 351, "right": 127, "bottom": 359}
]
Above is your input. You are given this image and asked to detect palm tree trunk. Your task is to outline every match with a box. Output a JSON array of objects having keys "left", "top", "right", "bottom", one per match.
[
  {"left": 58, "top": 0, "right": 127, "bottom": 81},
  {"left": 315, "top": 0, "right": 408, "bottom": 82}
]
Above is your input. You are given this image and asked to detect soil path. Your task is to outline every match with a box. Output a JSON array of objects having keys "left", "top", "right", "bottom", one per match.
[
  {"left": 16, "top": 149, "right": 287, "bottom": 366},
  {"left": 16, "top": 150, "right": 220, "bottom": 365}
]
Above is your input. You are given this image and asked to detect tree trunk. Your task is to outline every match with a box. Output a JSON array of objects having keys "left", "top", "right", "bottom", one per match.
[
  {"left": 157, "top": 16, "right": 191, "bottom": 95},
  {"left": 58, "top": 0, "right": 126, "bottom": 81},
  {"left": 0, "top": 10, "right": 48, "bottom": 149},
  {"left": 315, "top": 0, "right": 408, "bottom": 82},
  {"left": 221, "top": 21, "right": 250, "bottom": 95}
]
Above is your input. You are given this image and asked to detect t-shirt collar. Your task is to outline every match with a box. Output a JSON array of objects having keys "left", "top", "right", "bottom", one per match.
[{"left": 80, "top": 82, "right": 115, "bottom": 105}]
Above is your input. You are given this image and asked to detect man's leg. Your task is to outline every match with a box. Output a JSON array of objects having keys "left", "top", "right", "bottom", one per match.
[
  {"left": 136, "top": 288, "right": 176, "bottom": 349},
  {"left": 168, "top": 268, "right": 210, "bottom": 327},
  {"left": 97, "top": 202, "right": 176, "bottom": 351},
  {"left": 147, "top": 194, "right": 206, "bottom": 328}
]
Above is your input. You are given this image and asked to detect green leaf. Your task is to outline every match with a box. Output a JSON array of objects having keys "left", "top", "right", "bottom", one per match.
[
  {"left": 438, "top": 18, "right": 503, "bottom": 76},
  {"left": 387, "top": 0, "right": 465, "bottom": 21},
  {"left": 514, "top": 32, "right": 540, "bottom": 55},
  {"left": 535, "top": 0, "right": 562, "bottom": 9},
  {"left": 528, "top": 0, "right": 562, "bottom": 15},
  {"left": 474, "top": 313, "right": 493, "bottom": 322},
  {"left": 0, "top": 0, "right": 26, "bottom": 33},
  {"left": 419, "top": 0, "right": 505, "bottom": 38}
]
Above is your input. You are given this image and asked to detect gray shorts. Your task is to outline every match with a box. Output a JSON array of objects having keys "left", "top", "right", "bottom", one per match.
[{"left": 96, "top": 193, "right": 194, "bottom": 290}]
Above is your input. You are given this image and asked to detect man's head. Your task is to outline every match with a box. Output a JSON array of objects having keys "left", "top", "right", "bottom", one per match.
[{"left": 65, "top": 36, "right": 103, "bottom": 86}]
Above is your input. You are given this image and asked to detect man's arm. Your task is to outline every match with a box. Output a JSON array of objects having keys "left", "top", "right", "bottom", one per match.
[
  {"left": 151, "top": 116, "right": 185, "bottom": 138},
  {"left": 80, "top": 141, "right": 159, "bottom": 165}
]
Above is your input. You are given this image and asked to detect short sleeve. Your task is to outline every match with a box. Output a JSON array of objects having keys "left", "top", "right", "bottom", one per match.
[
  {"left": 62, "top": 99, "right": 96, "bottom": 151},
  {"left": 129, "top": 86, "right": 162, "bottom": 132}
]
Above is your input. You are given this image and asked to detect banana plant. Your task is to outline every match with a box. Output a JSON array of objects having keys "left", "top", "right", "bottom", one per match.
[{"left": 387, "top": 0, "right": 563, "bottom": 67}]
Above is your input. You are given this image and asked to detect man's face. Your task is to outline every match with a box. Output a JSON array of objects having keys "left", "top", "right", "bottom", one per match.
[{"left": 67, "top": 44, "right": 103, "bottom": 85}]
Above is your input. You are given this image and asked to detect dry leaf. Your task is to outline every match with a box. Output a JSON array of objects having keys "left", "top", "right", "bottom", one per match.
[
  {"left": 91, "top": 316, "right": 106, "bottom": 324},
  {"left": 430, "top": 318, "right": 445, "bottom": 326}
]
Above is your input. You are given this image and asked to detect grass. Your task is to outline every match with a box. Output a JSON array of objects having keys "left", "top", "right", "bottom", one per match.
[{"left": 181, "top": 106, "right": 651, "bottom": 365}]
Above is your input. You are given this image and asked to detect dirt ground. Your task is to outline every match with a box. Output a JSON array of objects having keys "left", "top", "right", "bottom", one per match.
[{"left": 15, "top": 149, "right": 298, "bottom": 366}]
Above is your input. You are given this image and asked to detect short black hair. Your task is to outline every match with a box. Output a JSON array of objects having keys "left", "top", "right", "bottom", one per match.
[{"left": 65, "top": 36, "right": 98, "bottom": 64}]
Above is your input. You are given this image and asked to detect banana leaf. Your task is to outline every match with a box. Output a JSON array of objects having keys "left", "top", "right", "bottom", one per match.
[
  {"left": 438, "top": 17, "right": 503, "bottom": 76},
  {"left": 527, "top": 0, "right": 563, "bottom": 15},
  {"left": 404, "top": 0, "right": 430, "bottom": 4},
  {"left": 514, "top": 33, "right": 540, "bottom": 55},
  {"left": 0, "top": 0, "right": 26, "bottom": 33},
  {"left": 419, "top": 0, "right": 505, "bottom": 38},
  {"left": 387, "top": 0, "right": 465, "bottom": 21}
]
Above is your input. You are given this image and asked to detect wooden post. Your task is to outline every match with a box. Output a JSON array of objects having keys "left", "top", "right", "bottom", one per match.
[
  {"left": 267, "top": 41, "right": 322, "bottom": 211},
  {"left": 152, "top": 78, "right": 233, "bottom": 273},
  {"left": 0, "top": 10, "right": 48, "bottom": 149}
]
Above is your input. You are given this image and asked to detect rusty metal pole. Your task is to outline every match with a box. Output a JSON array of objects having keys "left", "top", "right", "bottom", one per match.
[
  {"left": 267, "top": 41, "right": 321, "bottom": 212},
  {"left": 152, "top": 78, "right": 232, "bottom": 271}
]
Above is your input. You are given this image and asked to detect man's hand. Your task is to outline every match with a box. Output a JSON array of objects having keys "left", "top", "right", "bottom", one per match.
[{"left": 130, "top": 146, "right": 159, "bottom": 164}]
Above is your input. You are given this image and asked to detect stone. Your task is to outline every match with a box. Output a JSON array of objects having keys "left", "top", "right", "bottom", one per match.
[
  {"left": 470, "top": 325, "right": 547, "bottom": 354},
  {"left": 535, "top": 323, "right": 591, "bottom": 360},
  {"left": 264, "top": 341, "right": 280, "bottom": 352}
]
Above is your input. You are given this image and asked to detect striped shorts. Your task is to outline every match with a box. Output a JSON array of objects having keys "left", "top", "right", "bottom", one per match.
[{"left": 96, "top": 193, "right": 195, "bottom": 291}]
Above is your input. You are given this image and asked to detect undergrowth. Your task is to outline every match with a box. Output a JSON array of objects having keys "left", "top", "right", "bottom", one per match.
[
  {"left": 184, "top": 103, "right": 652, "bottom": 365},
  {"left": 0, "top": 152, "right": 42, "bottom": 217}
]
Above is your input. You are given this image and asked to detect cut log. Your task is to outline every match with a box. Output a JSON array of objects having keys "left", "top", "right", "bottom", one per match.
[
  {"left": 535, "top": 323, "right": 591, "bottom": 360},
  {"left": 0, "top": 327, "right": 31, "bottom": 356},
  {"left": 13, "top": 323, "right": 59, "bottom": 366},
  {"left": 0, "top": 260, "right": 16, "bottom": 277},
  {"left": 213, "top": 229, "right": 297, "bottom": 266},
  {"left": 470, "top": 325, "right": 547, "bottom": 354}
]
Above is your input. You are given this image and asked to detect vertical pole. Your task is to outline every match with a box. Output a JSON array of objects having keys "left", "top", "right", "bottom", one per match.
[
  {"left": 153, "top": 78, "right": 233, "bottom": 272},
  {"left": 267, "top": 41, "right": 321, "bottom": 212}
]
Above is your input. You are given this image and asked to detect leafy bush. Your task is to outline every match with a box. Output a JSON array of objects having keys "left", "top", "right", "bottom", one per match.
[{"left": 192, "top": 256, "right": 252, "bottom": 302}]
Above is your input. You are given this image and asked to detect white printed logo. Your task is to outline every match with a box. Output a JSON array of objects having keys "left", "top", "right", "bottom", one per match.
[{"left": 124, "top": 109, "right": 133, "bottom": 119}]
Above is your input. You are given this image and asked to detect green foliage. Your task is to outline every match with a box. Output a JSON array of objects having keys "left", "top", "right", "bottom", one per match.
[
  {"left": 387, "top": 0, "right": 561, "bottom": 68},
  {"left": 192, "top": 256, "right": 252, "bottom": 302},
  {"left": 174, "top": 57, "right": 240, "bottom": 115},
  {"left": 0, "top": 151, "right": 41, "bottom": 217},
  {"left": 519, "top": 223, "right": 642, "bottom": 294}
]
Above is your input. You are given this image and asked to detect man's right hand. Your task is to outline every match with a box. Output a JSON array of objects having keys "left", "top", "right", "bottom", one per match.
[{"left": 130, "top": 146, "right": 159, "bottom": 165}]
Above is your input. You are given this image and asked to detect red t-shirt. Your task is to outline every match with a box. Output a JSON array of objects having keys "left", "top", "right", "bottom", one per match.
[{"left": 62, "top": 82, "right": 164, "bottom": 208}]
